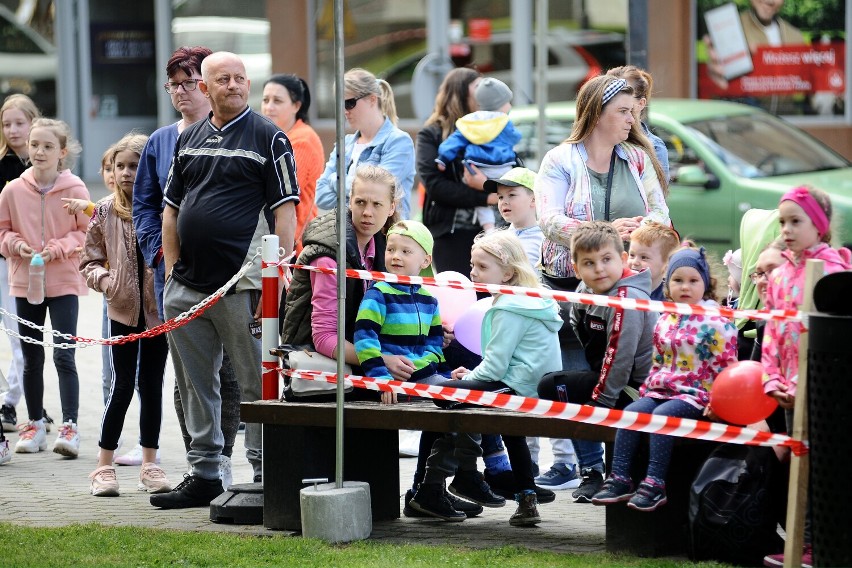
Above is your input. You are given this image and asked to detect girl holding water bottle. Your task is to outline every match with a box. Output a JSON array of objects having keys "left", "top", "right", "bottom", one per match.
[{"left": 0, "top": 118, "right": 89, "bottom": 457}]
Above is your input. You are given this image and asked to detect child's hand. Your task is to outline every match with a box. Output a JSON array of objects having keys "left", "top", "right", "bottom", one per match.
[
  {"left": 62, "top": 197, "right": 90, "bottom": 215},
  {"left": 769, "top": 385, "right": 795, "bottom": 409},
  {"left": 703, "top": 406, "right": 720, "bottom": 421},
  {"left": 16, "top": 242, "right": 33, "bottom": 259},
  {"left": 436, "top": 162, "right": 446, "bottom": 172},
  {"left": 442, "top": 323, "right": 454, "bottom": 349},
  {"left": 380, "top": 391, "right": 398, "bottom": 405},
  {"left": 451, "top": 367, "right": 469, "bottom": 380},
  {"left": 382, "top": 354, "right": 415, "bottom": 381},
  {"left": 39, "top": 249, "right": 52, "bottom": 263}
]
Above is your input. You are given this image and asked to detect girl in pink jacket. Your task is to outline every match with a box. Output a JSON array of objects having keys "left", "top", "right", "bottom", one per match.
[
  {"left": 0, "top": 118, "right": 89, "bottom": 457},
  {"left": 762, "top": 186, "right": 851, "bottom": 413}
]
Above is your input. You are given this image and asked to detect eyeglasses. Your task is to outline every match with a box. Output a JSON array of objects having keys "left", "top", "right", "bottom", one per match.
[
  {"left": 749, "top": 271, "right": 768, "bottom": 283},
  {"left": 163, "top": 79, "right": 200, "bottom": 94},
  {"left": 344, "top": 94, "right": 367, "bottom": 111}
]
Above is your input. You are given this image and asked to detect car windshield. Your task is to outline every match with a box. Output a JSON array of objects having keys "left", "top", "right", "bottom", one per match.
[{"left": 682, "top": 114, "right": 849, "bottom": 178}]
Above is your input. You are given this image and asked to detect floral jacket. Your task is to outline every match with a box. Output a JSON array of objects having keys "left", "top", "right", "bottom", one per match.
[{"left": 640, "top": 300, "right": 738, "bottom": 410}]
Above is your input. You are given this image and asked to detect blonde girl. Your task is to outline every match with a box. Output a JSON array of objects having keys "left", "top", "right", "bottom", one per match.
[
  {"left": 0, "top": 118, "right": 89, "bottom": 457},
  {"left": 80, "top": 133, "right": 171, "bottom": 496},
  {"left": 410, "top": 229, "right": 562, "bottom": 526},
  {"left": 0, "top": 94, "right": 41, "bottom": 429}
]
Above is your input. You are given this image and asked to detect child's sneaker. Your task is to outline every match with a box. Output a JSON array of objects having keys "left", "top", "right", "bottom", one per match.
[
  {"left": 15, "top": 421, "right": 47, "bottom": 453},
  {"left": 509, "top": 489, "right": 541, "bottom": 526},
  {"left": 409, "top": 482, "right": 466, "bottom": 521},
  {"left": 763, "top": 544, "right": 813, "bottom": 568},
  {"left": 138, "top": 462, "right": 172, "bottom": 493},
  {"left": 89, "top": 465, "right": 120, "bottom": 496},
  {"left": 572, "top": 467, "right": 604, "bottom": 503},
  {"left": 535, "top": 462, "right": 581, "bottom": 490},
  {"left": 1, "top": 404, "right": 16, "bottom": 429},
  {"left": 115, "top": 443, "right": 160, "bottom": 466},
  {"left": 219, "top": 455, "right": 233, "bottom": 490},
  {"left": 627, "top": 480, "right": 667, "bottom": 512},
  {"left": 448, "top": 470, "right": 506, "bottom": 507},
  {"left": 591, "top": 475, "right": 635, "bottom": 505},
  {"left": 0, "top": 438, "right": 11, "bottom": 464},
  {"left": 53, "top": 421, "right": 80, "bottom": 458}
]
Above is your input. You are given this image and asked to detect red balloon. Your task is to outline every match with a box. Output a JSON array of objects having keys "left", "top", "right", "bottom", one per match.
[{"left": 710, "top": 361, "right": 778, "bottom": 426}]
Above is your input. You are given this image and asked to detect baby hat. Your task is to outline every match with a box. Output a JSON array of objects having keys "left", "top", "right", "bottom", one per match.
[
  {"left": 386, "top": 220, "right": 434, "bottom": 277},
  {"left": 475, "top": 78, "right": 513, "bottom": 112},
  {"left": 723, "top": 249, "right": 743, "bottom": 285},
  {"left": 667, "top": 247, "right": 711, "bottom": 292}
]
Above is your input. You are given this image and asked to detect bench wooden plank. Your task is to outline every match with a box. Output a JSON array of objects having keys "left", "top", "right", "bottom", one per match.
[{"left": 242, "top": 400, "right": 617, "bottom": 442}]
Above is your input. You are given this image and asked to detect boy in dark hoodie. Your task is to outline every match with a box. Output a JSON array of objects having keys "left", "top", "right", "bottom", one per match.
[{"left": 537, "top": 221, "right": 656, "bottom": 503}]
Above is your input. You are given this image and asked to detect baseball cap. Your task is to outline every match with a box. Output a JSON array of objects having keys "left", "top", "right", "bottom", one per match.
[
  {"left": 386, "top": 220, "right": 435, "bottom": 277},
  {"left": 483, "top": 167, "right": 537, "bottom": 194}
]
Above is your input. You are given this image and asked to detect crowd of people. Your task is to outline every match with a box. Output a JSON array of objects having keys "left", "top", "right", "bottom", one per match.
[{"left": 0, "top": 45, "right": 847, "bottom": 567}]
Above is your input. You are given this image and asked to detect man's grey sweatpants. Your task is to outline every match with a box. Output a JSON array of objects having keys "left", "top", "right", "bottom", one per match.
[{"left": 164, "top": 277, "right": 262, "bottom": 481}]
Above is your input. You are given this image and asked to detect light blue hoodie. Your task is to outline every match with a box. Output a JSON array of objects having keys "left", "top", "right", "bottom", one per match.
[{"left": 462, "top": 294, "right": 563, "bottom": 398}]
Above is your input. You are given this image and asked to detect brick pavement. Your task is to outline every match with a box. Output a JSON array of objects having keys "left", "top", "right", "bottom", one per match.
[{"left": 0, "top": 182, "right": 606, "bottom": 553}]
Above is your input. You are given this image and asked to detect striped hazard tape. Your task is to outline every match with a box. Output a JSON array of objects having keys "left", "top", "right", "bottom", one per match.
[
  {"left": 282, "top": 369, "right": 807, "bottom": 456},
  {"left": 273, "top": 262, "right": 801, "bottom": 323}
]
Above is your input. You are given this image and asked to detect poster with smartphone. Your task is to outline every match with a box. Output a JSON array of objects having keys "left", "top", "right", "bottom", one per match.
[{"left": 696, "top": 0, "right": 847, "bottom": 117}]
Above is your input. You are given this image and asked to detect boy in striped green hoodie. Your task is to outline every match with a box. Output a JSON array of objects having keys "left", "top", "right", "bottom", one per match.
[{"left": 354, "top": 220, "right": 449, "bottom": 404}]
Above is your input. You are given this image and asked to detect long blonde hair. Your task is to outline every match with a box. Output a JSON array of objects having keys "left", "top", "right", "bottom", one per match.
[
  {"left": 345, "top": 68, "right": 398, "bottom": 126},
  {"left": 566, "top": 75, "right": 668, "bottom": 196},
  {"left": 472, "top": 229, "right": 540, "bottom": 288},
  {"left": 110, "top": 132, "right": 147, "bottom": 221},
  {"left": 0, "top": 94, "right": 41, "bottom": 158}
]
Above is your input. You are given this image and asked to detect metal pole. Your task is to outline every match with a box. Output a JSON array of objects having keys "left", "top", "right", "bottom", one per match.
[
  {"left": 536, "top": 0, "right": 548, "bottom": 167},
  {"left": 261, "top": 235, "right": 280, "bottom": 400},
  {"left": 627, "top": 0, "right": 648, "bottom": 69},
  {"left": 333, "top": 0, "right": 346, "bottom": 489}
]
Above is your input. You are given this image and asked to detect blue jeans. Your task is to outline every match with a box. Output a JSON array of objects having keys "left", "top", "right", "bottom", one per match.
[{"left": 610, "top": 397, "right": 702, "bottom": 484}]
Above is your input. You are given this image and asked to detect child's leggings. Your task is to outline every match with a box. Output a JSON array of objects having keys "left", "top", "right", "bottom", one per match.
[
  {"left": 611, "top": 397, "right": 703, "bottom": 484},
  {"left": 99, "top": 318, "right": 168, "bottom": 450},
  {"left": 16, "top": 295, "right": 79, "bottom": 423}
]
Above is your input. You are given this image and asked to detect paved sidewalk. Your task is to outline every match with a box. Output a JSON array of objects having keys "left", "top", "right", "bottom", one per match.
[{"left": 0, "top": 189, "right": 606, "bottom": 553}]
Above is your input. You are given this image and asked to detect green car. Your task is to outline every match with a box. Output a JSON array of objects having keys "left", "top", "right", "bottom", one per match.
[{"left": 510, "top": 99, "right": 852, "bottom": 252}]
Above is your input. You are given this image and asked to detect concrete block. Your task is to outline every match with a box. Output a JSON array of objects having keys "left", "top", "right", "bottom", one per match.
[{"left": 300, "top": 481, "right": 371, "bottom": 543}]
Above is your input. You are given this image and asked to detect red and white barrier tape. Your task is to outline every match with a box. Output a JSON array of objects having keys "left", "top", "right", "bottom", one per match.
[
  {"left": 275, "top": 262, "right": 801, "bottom": 323},
  {"left": 283, "top": 369, "right": 807, "bottom": 456}
]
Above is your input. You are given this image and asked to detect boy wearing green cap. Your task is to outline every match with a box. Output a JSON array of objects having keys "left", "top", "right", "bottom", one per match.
[
  {"left": 484, "top": 167, "right": 542, "bottom": 272},
  {"left": 354, "top": 220, "right": 449, "bottom": 402}
]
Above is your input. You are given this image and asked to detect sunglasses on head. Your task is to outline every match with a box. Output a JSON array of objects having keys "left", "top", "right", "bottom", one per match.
[{"left": 344, "top": 94, "right": 367, "bottom": 110}]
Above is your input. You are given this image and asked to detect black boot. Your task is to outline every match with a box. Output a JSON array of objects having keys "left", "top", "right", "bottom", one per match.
[{"left": 409, "top": 482, "right": 466, "bottom": 521}]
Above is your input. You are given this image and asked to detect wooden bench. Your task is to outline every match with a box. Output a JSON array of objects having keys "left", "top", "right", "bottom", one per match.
[{"left": 241, "top": 399, "right": 713, "bottom": 556}]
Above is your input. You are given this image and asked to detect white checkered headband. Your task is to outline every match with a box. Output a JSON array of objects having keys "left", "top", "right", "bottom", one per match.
[{"left": 601, "top": 78, "right": 628, "bottom": 106}]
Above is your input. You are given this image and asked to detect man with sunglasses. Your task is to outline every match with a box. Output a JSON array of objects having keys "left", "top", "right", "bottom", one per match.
[{"left": 150, "top": 51, "right": 299, "bottom": 509}]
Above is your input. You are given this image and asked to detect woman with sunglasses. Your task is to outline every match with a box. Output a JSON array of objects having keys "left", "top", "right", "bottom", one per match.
[{"left": 314, "top": 68, "right": 415, "bottom": 219}]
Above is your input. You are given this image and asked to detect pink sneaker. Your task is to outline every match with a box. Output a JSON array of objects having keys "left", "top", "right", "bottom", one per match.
[
  {"left": 138, "top": 462, "right": 172, "bottom": 494},
  {"left": 15, "top": 421, "right": 47, "bottom": 453},
  {"left": 763, "top": 545, "right": 813, "bottom": 568},
  {"left": 89, "top": 465, "right": 119, "bottom": 496}
]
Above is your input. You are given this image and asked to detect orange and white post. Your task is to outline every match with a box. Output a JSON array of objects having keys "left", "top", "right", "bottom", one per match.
[{"left": 261, "top": 235, "right": 280, "bottom": 400}]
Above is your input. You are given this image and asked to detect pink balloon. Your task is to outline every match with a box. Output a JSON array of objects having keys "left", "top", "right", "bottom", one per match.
[
  {"left": 453, "top": 298, "right": 492, "bottom": 356},
  {"left": 425, "top": 271, "right": 477, "bottom": 326}
]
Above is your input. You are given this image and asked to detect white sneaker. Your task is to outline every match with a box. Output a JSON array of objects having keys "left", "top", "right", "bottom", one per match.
[
  {"left": 0, "top": 438, "right": 11, "bottom": 464},
  {"left": 89, "top": 465, "right": 120, "bottom": 496},
  {"left": 219, "top": 455, "right": 233, "bottom": 490},
  {"left": 138, "top": 462, "right": 172, "bottom": 493},
  {"left": 53, "top": 421, "right": 80, "bottom": 458},
  {"left": 115, "top": 443, "right": 160, "bottom": 466},
  {"left": 15, "top": 421, "right": 47, "bottom": 453}
]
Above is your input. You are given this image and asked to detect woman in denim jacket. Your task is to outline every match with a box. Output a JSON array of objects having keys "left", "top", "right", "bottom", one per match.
[{"left": 315, "top": 68, "right": 415, "bottom": 219}]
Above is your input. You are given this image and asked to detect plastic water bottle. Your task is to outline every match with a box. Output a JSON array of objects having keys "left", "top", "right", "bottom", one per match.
[{"left": 27, "top": 252, "right": 45, "bottom": 305}]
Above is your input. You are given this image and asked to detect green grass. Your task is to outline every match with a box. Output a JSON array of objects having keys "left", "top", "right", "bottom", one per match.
[{"left": 0, "top": 523, "right": 733, "bottom": 568}]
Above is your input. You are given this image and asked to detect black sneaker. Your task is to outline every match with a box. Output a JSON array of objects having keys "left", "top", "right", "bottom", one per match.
[
  {"left": 253, "top": 474, "right": 262, "bottom": 483},
  {"left": 484, "top": 470, "right": 556, "bottom": 504},
  {"left": 405, "top": 488, "right": 483, "bottom": 518},
  {"left": 409, "top": 482, "right": 466, "bottom": 521},
  {"left": 509, "top": 489, "right": 541, "bottom": 527},
  {"left": 627, "top": 481, "right": 667, "bottom": 512},
  {"left": 448, "top": 470, "right": 506, "bottom": 508},
  {"left": 150, "top": 474, "right": 224, "bottom": 509},
  {"left": 571, "top": 468, "right": 604, "bottom": 503},
  {"left": 591, "top": 476, "right": 634, "bottom": 505},
  {"left": 42, "top": 409, "right": 55, "bottom": 433},
  {"left": 0, "top": 404, "right": 15, "bottom": 428}
]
